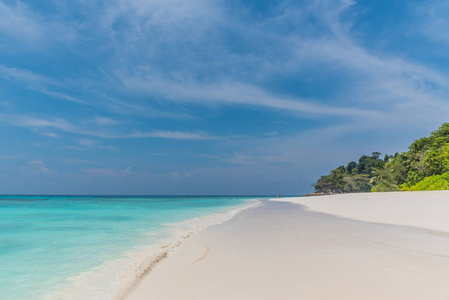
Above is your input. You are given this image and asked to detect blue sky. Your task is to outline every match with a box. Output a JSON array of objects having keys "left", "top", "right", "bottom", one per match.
[{"left": 1, "top": 0, "right": 449, "bottom": 195}]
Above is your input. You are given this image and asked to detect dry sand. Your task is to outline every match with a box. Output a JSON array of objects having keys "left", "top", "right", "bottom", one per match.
[
  {"left": 277, "top": 191, "right": 449, "bottom": 232},
  {"left": 125, "top": 192, "right": 449, "bottom": 300}
]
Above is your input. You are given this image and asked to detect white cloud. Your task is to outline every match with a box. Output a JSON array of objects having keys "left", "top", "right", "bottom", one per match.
[
  {"left": 0, "top": 1, "right": 43, "bottom": 42},
  {"left": 169, "top": 171, "right": 194, "bottom": 178},
  {"left": 42, "top": 132, "right": 59, "bottom": 138},
  {"left": 81, "top": 168, "right": 119, "bottom": 176},
  {"left": 77, "top": 139, "right": 96, "bottom": 147},
  {"left": 62, "top": 159, "right": 104, "bottom": 165},
  {"left": 27, "top": 160, "right": 56, "bottom": 175},
  {"left": 2, "top": 0, "right": 449, "bottom": 195},
  {"left": 2, "top": 0, "right": 448, "bottom": 126},
  {"left": 6, "top": 0, "right": 446, "bottom": 129},
  {"left": 266, "top": 131, "right": 278, "bottom": 137},
  {"left": 0, "top": 64, "right": 50, "bottom": 85},
  {"left": 120, "top": 74, "right": 382, "bottom": 118},
  {"left": 81, "top": 166, "right": 136, "bottom": 177},
  {"left": 98, "top": 145, "right": 119, "bottom": 152},
  {"left": 94, "top": 117, "right": 120, "bottom": 126},
  {"left": 90, "top": 0, "right": 448, "bottom": 131},
  {"left": 0, "top": 1, "right": 78, "bottom": 48},
  {"left": 0, "top": 114, "right": 216, "bottom": 140},
  {"left": 130, "top": 130, "right": 215, "bottom": 140},
  {"left": 413, "top": 0, "right": 449, "bottom": 45},
  {"left": 0, "top": 64, "right": 86, "bottom": 104}
]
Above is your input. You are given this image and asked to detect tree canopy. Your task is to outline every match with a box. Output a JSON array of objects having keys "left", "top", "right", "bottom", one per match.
[{"left": 313, "top": 123, "right": 449, "bottom": 193}]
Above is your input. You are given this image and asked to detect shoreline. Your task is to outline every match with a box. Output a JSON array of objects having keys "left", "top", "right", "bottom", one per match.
[
  {"left": 125, "top": 193, "right": 449, "bottom": 300},
  {"left": 44, "top": 199, "right": 262, "bottom": 300}
]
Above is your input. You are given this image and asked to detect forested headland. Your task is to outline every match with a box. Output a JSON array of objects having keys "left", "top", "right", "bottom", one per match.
[{"left": 313, "top": 123, "right": 449, "bottom": 193}]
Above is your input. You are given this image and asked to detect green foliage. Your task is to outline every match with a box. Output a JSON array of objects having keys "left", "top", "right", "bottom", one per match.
[
  {"left": 356, "top": 152, "right": 384, "bottom": 174},
  {"left": 404, "top": 123, "right": 449, "bottom": 185},
  {"left": 343, "top": 174, "right": 372, "bottom": 193},
  {"left": 313, "top": 122, "right": 449, "bottom": 193},
  {"left": 314, "top": 152, "right": 384, "bottom": 193},
  {"left": 346, "top": 161, "right": 357, "bottom": 173},
  {"left": 372, "top": 153, "right": 410, "bottom": 191},
  {"left": 402, "top": 172, "right": 449, "bottom": 191},
  {"left": 422, "top": 143, "right": 449, "bottom": 176}
]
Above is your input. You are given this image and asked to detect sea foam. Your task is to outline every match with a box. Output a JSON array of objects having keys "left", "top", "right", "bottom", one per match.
[{"left": 41, "top": 199, "right": 261, "bottom": 300}]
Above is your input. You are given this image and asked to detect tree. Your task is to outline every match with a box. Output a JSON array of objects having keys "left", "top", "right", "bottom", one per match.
[
  {"left": 313, "top": 123, "right": 449, "bottom": 193},
  {"left": 346, "top": 161, "right": 357, "bottom": 173},
  {"left": 371, "top": 152, "right": 381, "bottom": 160}
]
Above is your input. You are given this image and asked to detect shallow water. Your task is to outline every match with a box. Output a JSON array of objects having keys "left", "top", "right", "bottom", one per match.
[{"left": 0, "top": 195, "right": 258, "bottom": 300}]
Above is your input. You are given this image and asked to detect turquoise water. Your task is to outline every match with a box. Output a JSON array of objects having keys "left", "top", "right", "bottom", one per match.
[{"left": 0, "top": 196, "right": 258, "bottom": 300}]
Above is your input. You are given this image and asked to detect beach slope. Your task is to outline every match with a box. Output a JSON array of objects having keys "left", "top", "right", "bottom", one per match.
[
  {"left": 126, "top": 193, "right": 449, "bottom": 300},
  {"left": 278, "top": 191, "right": 449, "bottom": 232}
]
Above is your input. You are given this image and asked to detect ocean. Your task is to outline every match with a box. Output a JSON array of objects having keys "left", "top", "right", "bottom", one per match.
[{"left": 0, "top": 195, "right": 260, "bottom": 300}]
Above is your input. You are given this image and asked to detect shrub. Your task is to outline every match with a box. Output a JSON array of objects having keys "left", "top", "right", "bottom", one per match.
[{"left": 402, "top": 172, "right": 449, "bottom": 191}]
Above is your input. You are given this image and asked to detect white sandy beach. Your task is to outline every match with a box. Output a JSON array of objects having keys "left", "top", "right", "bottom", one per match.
[
  {"left": 277, "top": 191, "right": 449, "bottom": 232},
  {"left": 125, "top": 191, "right": 449, "bottom": 300}
]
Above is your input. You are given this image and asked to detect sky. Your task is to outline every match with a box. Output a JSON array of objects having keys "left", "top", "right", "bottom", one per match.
[{"left": 1, "top": 0, "right": 449, "bottom": 195}]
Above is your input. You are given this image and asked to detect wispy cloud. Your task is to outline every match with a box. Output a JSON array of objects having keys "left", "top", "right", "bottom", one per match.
[
  {"left": 120, "top": 76, "right": 383, "bottom": 118},
  {"left": 64, "top": 139, "right": 120, "bottom": 152},
  {"left": 77, "top": 139, "right": 96, "bottom": 148},
  {"left": 0, "top": 1, "right": 78, "bottom": 47},
  {"left": 93, "top": 117, "right": 120, "bottom": 126},
  {"left": 81, "top": 167, "right": 134, "bottom": 177},
  {"left": 0, "top": 154, "right": 21, "bottom": 160},
  {"left": 61, "top": 159, "right": 104, "bottom": 165},
  {"left": 42, "top": 132, "right": 59, "bottom": 138},
  {"left": 413, "top": 0, "right": 449, "bottom": 45},
  {"left": 0, "top": 114, "right": 215, "bottom": 140},
  {"left": 97, "top": 0, "right": 449, "bottom": 129},
  {"left": 130, "top": 130, "right": 215, "bottom": 140},
  {"left": 5, "top": 0, "right": 446, "bottom": 127},
  {"left": 2, "top": 0, "right": 449, "bottom": 194},
  {"left": 0, "top": 64, "right": 86, "bottom": 104},
  {"left": 26, "top": 160, "right": 56, "bottom": 175},
  {"left": 0, "top": 64, "right": 50, "bottom": 85},
  {"left": 0, "top": 1, "right": 43, "bottom": 42}
]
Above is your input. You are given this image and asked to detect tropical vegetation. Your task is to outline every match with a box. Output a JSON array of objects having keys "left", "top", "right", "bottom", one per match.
[{"left": 313, "top": 123, "right": 449, "bottom": 193}]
